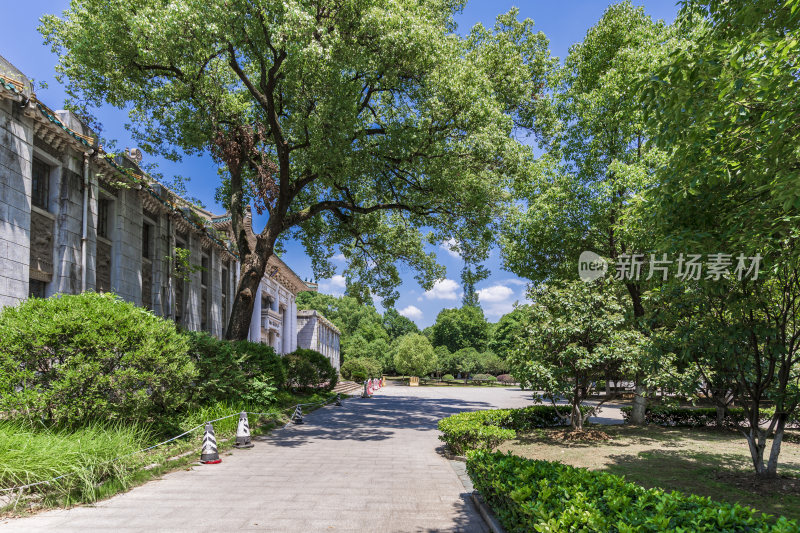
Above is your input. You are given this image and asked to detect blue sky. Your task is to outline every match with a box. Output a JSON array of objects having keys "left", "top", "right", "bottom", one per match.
[{"left": 1, "top": 1, "right": 679, "bottom": 328}]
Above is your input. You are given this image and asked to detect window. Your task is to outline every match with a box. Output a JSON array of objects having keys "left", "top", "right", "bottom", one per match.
[
  {"left": 31, "top": 158, "right": 49, "bottom": 210},
  {"left": 141, "top": 222, "right": 153, "bottom": 309},
  {"left": 142, "top": 223, "right": 152, "bottom": 259},
  {"left": 29, "top": 279, "right": 46, "bottom": 298},
  {"left": 98, "top": 198, "right": 111, "bottom": 239},
  {"left": 221, "top": 262, "right": 229, "bottom": 322},
  {"left": 173, "top": 240, "right": 186, "bottom": 325},
  {"left": 200, "top": 253, "right": 210, "bottom": 331}
]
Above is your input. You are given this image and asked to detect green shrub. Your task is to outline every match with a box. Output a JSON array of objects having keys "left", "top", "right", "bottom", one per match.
[
  {"left": 0, "top": 293, "right": 195, "bottom": 426},
  {"left": 467, "top": 450, "right": 796, "bottom": 532},
  {"left": 619, "top": 405, "right": 785, "bottom": 427},
  {"left": 438, "top": 406, "right": 587, "bottom": 454},
  {"left": 185, "top": 333, "right": 284, "bottom": 403},
  {"left": 471, "top": 374, "right": 497, "bottom": 382},
  {"left": 284, "top": 348, "right": 338, "bottom": 391},
  {"left": 442, "top": 374, "right": 455, "bottom": 381},
  {"left": 340, "top": 357, "right": 382, "bottom": 383},
  {"left": 497, "top": 374, "right": 515, "bottom": 384}
]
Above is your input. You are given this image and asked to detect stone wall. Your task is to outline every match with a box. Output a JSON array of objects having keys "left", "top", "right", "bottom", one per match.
[{"left": 0, "top": 97, "right": 32, "bottom": 308}]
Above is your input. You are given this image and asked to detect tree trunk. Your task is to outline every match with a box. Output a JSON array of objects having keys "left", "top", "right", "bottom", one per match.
[
  {"left": 630, "top": 380, "right": 648, "bottom": 425},
  {"left": 225, "top": 236, "right": 273, "bottom": 340},
  {"left": 715, "top": 405, "right": 727, "bottom": 426},
  {"left": 765, "top": 417, "right": 786, "bottom": 477}
]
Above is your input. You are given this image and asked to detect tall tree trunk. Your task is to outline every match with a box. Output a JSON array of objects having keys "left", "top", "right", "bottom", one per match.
[{"left": 226, "top": 236, "right": 274, "bottom": 340}]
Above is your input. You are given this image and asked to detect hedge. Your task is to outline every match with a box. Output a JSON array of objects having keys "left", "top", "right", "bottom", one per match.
[
  {"left": 438, "top": 405, "right": 589, "bottom": 455},
  {"left": 619, "top": 406, "right": 788, "bottom": 427},
  {"left": 467, "top": 450, "right": 797, "bottom": 533}
]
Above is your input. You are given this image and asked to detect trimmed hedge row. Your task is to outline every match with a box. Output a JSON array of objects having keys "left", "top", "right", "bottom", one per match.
[
  {"left": 438, "top": 405, "right": 588, "bottom": 454},
  {"left": 467, "top": 450, "right": 797, "bottom": 532},
  {"left": 619, "top": 405, "right": 788, "bottom": 427}
]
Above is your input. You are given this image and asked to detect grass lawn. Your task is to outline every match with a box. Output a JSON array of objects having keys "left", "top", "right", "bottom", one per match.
[{"left": 498, "top": 425, "right": 800, "bottom": 521}]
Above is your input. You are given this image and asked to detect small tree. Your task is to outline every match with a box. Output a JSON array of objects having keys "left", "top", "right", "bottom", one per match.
[
  {"left": 454, "top": 347, "right": 481, "bottom": 383},
  {"left": 510, "top": 280, "right": 641, "bottom": 430},
  {"left": 394, "top": 334, "right": 437, "bottom": 379}
]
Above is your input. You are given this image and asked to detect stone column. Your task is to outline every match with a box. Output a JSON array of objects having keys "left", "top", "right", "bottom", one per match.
[
  {"left": 291, "top": 299, "right": 298, "bottom": 351},
  {"left": 249, "top": 280, "right": 262, "bottom": 342}
]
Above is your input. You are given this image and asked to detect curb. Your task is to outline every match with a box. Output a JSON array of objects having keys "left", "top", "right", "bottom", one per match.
[{"left": 471, "top": 491, "right": 506, "bottom": 533}]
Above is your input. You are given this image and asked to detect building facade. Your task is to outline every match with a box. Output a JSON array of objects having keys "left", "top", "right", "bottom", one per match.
[
  {"left": 0, "top": 55, "right": 337, "bottom": 357},
  {"left": 297, "top": 310, "right": 342, "bottom": 371}
]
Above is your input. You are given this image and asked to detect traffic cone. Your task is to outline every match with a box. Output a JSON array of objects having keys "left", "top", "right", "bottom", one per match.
[
  {"left": 335, "top": 394, "right": 342, "bottom": 406},
  {"left": 292, "top": 405, "right": 304, "bottom": 424},
  {"left": 200, "top": 422, "right": 221, "bottom": 464},
  {"left": 234, "top": 411, "right": 254, "bottom": 449}
]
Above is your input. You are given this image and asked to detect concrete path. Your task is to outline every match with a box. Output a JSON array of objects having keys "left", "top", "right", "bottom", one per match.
[{"left": 0, "top": 385, "right": 540, "bottom": 533}]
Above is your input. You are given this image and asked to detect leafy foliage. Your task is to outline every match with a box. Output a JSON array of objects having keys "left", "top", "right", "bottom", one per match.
[
  {"left": 340, "top": 357, "right": 382, "bottom": 383},
  {"left": 41, "top": 0, "right": 531, "bottom": 339},
  {"left": 185, "top": 332, "right": 284, "bottom": 404},
  {"left": 283, "top": 349, "right": 337, "bottom": 392},
  {"left": 431, "top": 306, "right": 490, "bottom": 353},
  {"left": 467, "top": 450, "right": 797, "bottom": 533},
  {"left": 393, "top": 333, "right": 437, "bottom": 378},
  {"left": 509, "top": 280, "right": 643, "bottom": 429},
  {"left": 0, "top": 293, "right": 195, "bottom": 427}
]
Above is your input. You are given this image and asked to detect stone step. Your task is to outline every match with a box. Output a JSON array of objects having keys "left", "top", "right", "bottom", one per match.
[{"left": 332, "top": 380, "right": 362, "bottom": 395}]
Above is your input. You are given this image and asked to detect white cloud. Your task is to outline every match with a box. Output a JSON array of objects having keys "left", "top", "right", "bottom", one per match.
[
  {"left": 477, "top": 284, "right": 517, "bottom": 319},
  {"left": 318, "top": 274, "right": 346, "bottom": 295},
  {"left": 332, "top": 253, "right": 346, "bottom": 262},
  {"left": 477, "top": 284, "right": 515, "bottom": 303},
  {"left": 502, "top": 278, "right": 528, "bottom": 287},
  {"left": 440, "top": 238, "right": 461, "bottom": 259},
  {"left": 398, "top": 305, "right": 423, "bottom": 320},
  {"left": 424, "top": 278, "right": 461, "bottom": 300}
]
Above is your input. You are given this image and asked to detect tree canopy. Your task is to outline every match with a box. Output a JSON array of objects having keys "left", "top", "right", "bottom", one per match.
[{"left": 41, "top": 0, "right": 534, "bottom": 338}]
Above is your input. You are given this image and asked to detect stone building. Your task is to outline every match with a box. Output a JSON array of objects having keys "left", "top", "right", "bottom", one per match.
[
  {"left": 297, "top": 309, "right": 342, "bottom": 371},
  {"left": 0, "top": 55, "right": 337, "bottom": 356}
]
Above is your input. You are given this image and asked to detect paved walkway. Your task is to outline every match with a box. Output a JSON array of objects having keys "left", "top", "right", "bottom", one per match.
[{"left": 0, "top": 385, "right": 540, "bottom": 533}]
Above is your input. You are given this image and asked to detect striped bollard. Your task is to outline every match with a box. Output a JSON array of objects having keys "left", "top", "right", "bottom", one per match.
[
  {"left": 292, "top": 405, "right": 304, "bottom": 425},
  {"left": 200, "top": 422, "right": 221, "bottom": 464},
  {"left": 234, "top": 411, "right": 254, "bottom": 449},
  {"left": 335, "top": 393, "right": 342, "bottom": 406}
]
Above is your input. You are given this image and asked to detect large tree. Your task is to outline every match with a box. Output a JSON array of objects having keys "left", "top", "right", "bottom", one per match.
[
  {"left": 500, "top": 2, "right": 674, "bottom": 423},
  {"left": 641, "top": 0, "right": 800, "bottom": 477},
  {"left": 430, "top": 305, "right": 490, "bottom": 353},
  {"left": 42, "top": 0, "right": 534, "bottom": 339}
]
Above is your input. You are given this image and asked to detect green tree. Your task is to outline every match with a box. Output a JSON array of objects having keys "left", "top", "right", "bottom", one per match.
[
  {"left": 382, "top": 308, "right": 420, "bottom": 340},
  {"left": 393, "top": 333, "right": 437, "bottom": 378},
  {"left": 488, "top": 306, "right": 529, "bottom": 360},
  {"left": 500, "top": 2, "right": 673, "bottom": 423},
  {"left": 640, "top": 0, "right": 800, "bottom": 476},
  {"left": 431, "top": 306, "right": 490, "bottom": 353},
  {"left": 510, "top": 281, "right": 642, "bottom": 430},
  {"left": 454, "top": 347, "right": 481, "bottom": 383},
  {"left": 42, "top": 1, "right": 532, "bottom": 340}
]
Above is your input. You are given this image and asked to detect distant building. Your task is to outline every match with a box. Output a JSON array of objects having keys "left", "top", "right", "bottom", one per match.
[
  {"left": 297, "top": 310, "right": 341, "bottom": 371},
  {"left": 0, "top": 54, "right": 339, "bottom": 358}
]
